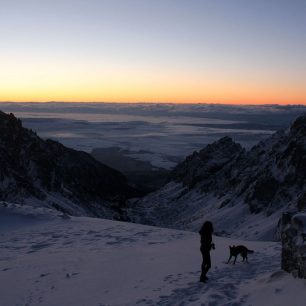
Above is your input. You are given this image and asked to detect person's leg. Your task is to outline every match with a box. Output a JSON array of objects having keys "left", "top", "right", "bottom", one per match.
[
  {"left": 200, "top": 248, "right": 206, "bottom": 282},
  {"left": 200, "top": 250, "right": 211, "bottom": 282},
  {"left": 204, "top": 251, "right": 211, "bottom": 275},
  {"left": 200, "top": 256, "right": 206, "bottom": 281}
]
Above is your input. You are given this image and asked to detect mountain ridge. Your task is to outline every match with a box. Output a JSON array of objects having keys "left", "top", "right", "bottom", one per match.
[
  {"left": 0, "top": 111, "right": 138, "bottom": 218},
  {"left": 128, "top": 114, "right": 306, "bottom": 240}
]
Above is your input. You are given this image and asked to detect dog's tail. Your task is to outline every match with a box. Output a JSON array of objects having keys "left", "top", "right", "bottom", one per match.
[{"left": 247, "top": 249, "right": 254, "bottom": 254}]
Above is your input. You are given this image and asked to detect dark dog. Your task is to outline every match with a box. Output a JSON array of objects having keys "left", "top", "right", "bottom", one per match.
[{"left": 227, "top": 245, "right": 254, "bottom": 264}]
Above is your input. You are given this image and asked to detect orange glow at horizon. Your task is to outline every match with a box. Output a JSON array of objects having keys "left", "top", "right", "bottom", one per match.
[
  {"left": 1, "top": 81, "right": 305, "bottom": 105},
  {"left": 1, "top": 51, "right": 305, "bottom": 105},
  {"left": 1, "top": 91, "right": 306, "bottom": 105}
]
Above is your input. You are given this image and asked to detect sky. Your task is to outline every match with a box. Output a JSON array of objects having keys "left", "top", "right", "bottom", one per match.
[{"left": 0, "top": 0, "right": 306, "bottom": 104}]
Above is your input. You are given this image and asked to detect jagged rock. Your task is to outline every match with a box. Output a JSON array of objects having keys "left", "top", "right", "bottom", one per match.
[
  {"left": 170, "top": 136, "right": 244, "bottom": 188},
  {"left": 0, "top": 111, "right": 138, "bottom": 217},
  {"left": 297, "top": 192, "right": 306, "bottom": 211},
  {"left": 281, "top": 212, "right": 306, "bottom": 278},
  {"left": 129, "top": 113, "right": 306, "bottom": 240}
]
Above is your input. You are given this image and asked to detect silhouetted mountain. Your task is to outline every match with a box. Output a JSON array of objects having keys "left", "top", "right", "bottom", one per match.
[
  {"left": 170, "top": 136, "right": 244, "bottom": 188},
  {"left": 129, "top": 114, "right": 306, "bottom": 240},
  {"left": 0, "top": 111, "right": 137, "bottom": 218}
]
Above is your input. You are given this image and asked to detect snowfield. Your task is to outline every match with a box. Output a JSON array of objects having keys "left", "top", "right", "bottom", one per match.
[{"left": 1, "top": 204, "right": 306, "bottom": 306}]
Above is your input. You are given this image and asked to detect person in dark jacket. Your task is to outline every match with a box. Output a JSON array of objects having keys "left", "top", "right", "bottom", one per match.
[{"left": 199, "top": 221, "right": 214, "bottom": 282}]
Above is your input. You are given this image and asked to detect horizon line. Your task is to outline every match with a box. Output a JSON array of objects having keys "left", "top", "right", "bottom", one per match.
[{"left": 1, "top": 101, "right": 306, "bottom": 107}]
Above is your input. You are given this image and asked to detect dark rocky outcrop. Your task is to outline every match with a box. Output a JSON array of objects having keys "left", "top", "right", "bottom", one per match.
[
  {"left": 281, "top": 212, "right": 306, "bottom": 278},
  {"left": 170, "top": 136, "right": 245, "bottom": 189},
  {"left": 129, "top": 113, "right": 306, "bottom": 238},
  {"left": 0, "top": 111, "right": 138, "bottom": 217},
  {"left": 166, "top": 114, "right": 306, "bottom": 216}
]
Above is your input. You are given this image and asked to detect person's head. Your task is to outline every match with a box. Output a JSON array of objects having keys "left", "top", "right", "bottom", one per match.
[{"left": 199, "top": 221, "right": 214, "bottom": 235}]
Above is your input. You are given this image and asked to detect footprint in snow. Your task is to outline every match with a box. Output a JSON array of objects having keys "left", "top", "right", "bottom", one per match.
[
  {"left": 2, "top": 268, "right": 10, "bottom": 271},
  {"left": 28, "top": 242, "right": 52, "bottom": 253}
]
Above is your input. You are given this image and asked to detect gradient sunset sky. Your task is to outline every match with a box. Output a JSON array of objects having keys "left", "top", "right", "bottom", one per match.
[{"left": 1, "top": 0, "right": 306, "bottom": 104}]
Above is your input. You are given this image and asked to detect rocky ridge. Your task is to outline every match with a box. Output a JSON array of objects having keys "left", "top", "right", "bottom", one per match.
[
  {"left": 129, "top": 114, "right": 306, "bottom": 240},
  {"left": 0, "top": 111, "right": 137, "bottom": 218}
]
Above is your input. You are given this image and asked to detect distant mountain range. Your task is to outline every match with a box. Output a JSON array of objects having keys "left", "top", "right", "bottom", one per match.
[
  {"left": 0, "top": 111, "right": 138, "bottom": 218},
  {"left": 128, "top": 114, "right": 306, "bottom": 240}
]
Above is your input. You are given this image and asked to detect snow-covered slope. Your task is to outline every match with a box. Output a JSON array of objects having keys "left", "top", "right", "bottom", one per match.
[
  {"left": 1, "top": 203, "right": 305, "bottom": 306},
  {"left": 128, "top": 182, "right": 282, "bottom": 241},
  {"left": 129, "top": 114, "right": 306, "bottom": 240}
]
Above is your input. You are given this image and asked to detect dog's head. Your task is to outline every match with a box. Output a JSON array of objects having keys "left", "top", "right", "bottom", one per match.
[{"left": 229, "top": 245, "right": 236, "bottom": 253}]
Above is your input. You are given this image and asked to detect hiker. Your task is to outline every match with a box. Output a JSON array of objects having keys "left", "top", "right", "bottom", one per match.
[{"left": 199, "top": 221, "right": 215, "bottom": 282}]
